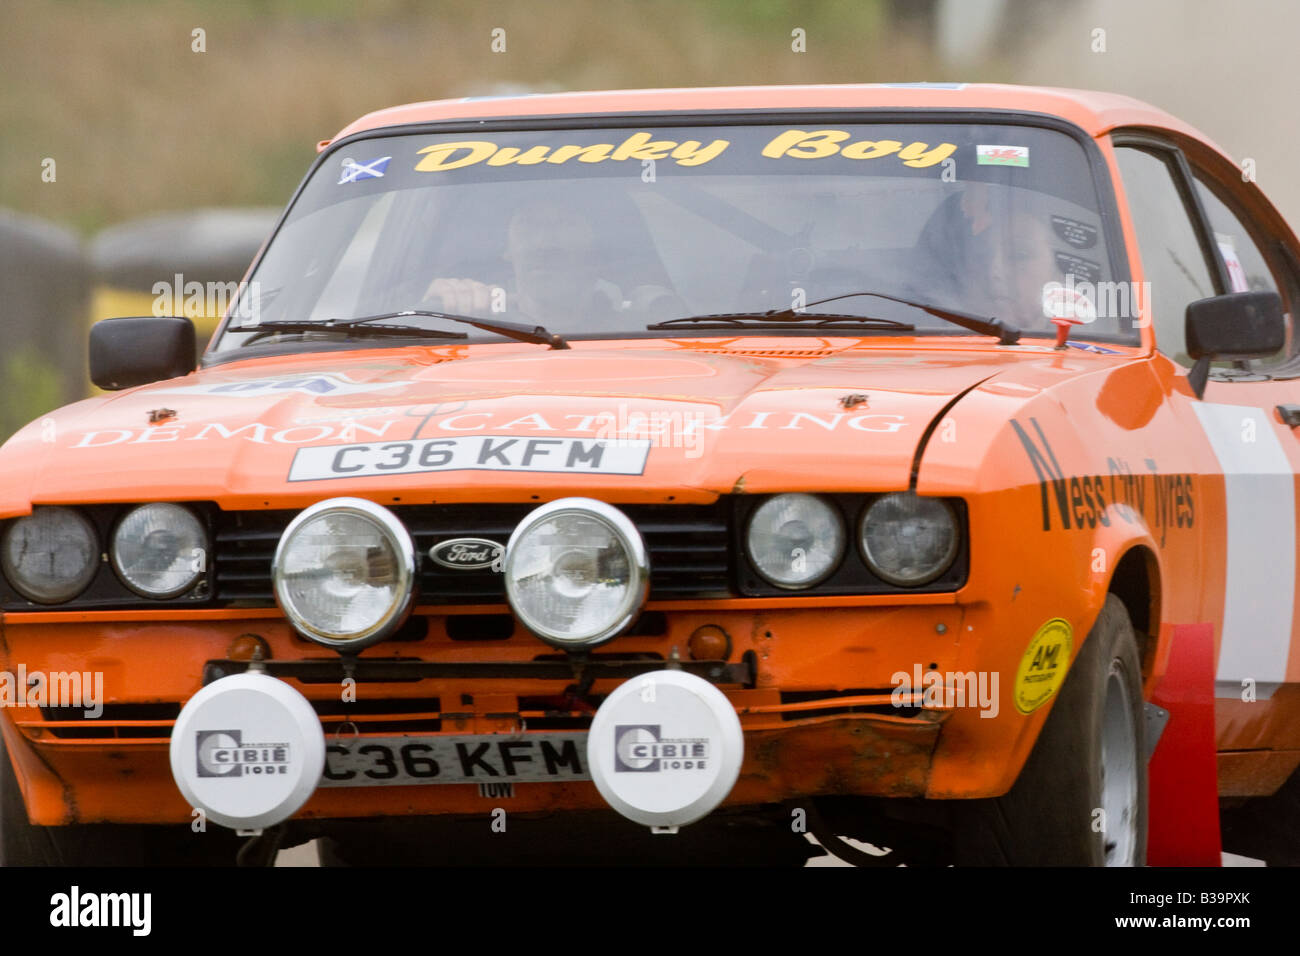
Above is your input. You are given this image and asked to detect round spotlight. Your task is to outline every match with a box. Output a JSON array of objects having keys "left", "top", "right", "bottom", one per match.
[
  {"left": 272, "top": 498, "right": 415, "bottom": 649},
  {"left": 503, "top": 498, "right": 648, "bottom": 648}
]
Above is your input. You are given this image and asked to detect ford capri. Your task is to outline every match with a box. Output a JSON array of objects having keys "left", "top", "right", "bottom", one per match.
[{"left": 1, "top": 83, "right": 1296, "bottom": 866}]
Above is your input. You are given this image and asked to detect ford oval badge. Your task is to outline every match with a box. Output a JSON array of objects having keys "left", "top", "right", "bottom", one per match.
[{"left": 429, "top": 538, "right": 503, "bottom": 571}]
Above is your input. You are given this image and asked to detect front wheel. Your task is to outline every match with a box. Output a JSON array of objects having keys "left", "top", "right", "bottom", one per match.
[{"left": 952, "top": 594, "right": 1148, "bottom": 865}]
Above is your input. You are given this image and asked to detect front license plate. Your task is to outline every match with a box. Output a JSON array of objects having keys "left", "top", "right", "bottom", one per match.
[{"left": 319, "top": 733, "right": 590, "bottom": 788}]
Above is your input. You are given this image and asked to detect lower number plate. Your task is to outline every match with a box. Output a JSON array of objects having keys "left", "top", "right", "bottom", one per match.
[{"left": 319, "top": 733, "right": 590, "bottom": 788}]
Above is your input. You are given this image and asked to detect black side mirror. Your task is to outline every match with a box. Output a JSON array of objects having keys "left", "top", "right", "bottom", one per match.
[
  {"left": 89, "top": 316, "right": 196, "bottom": 390},
  {"left": 1185, "top": 291, "right": 1285, "bottom": 398}
]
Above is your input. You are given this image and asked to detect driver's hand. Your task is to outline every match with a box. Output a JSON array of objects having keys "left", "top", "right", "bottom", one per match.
[{"left": 422, "top": 277, "right": 494, "bottom": 314}]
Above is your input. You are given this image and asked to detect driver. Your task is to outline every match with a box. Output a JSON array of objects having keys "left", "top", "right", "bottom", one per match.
[{"left": 422, "top": 198, "right": 681, "bottom": 324}]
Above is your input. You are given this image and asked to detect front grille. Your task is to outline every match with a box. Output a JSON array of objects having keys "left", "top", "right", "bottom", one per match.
[{"left": 214, "top": 502, "right": 732, "bottom": 606}]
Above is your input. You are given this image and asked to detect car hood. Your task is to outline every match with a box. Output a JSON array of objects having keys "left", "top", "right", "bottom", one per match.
[{"left": 0, "top": 343, "right": 1089, "bottom": 509}]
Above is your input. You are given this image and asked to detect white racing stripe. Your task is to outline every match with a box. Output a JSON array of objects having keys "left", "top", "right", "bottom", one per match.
[{"left": 1192, "top": 403, "right": 1295, "bottom": 698}]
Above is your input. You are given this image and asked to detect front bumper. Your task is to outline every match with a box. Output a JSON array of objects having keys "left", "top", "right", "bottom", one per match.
[{"left": 1, "top": 599, "right": 1011, "bottom": 826}]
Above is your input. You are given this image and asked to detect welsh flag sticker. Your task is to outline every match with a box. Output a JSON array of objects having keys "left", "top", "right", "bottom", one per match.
[{"left": 977, "top": 144, "right": 1029, "bottom": 167}]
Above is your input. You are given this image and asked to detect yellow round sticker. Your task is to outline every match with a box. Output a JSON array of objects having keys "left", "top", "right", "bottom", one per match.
[{"left": 1014, "top": 618, "right": 1074, "bottom": 714}]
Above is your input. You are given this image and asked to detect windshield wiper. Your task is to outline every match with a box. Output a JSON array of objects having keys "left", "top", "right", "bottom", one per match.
[
  {"left": 228, "top": 319, "right": 467, "bottom": 344},
  {"left": 647, "top": 313, "right": 916, "bottom": 332},
  {"left": 373, "top": 310, "right": 569, "bottom": 349},
  {"left": 229, "top": 309, "right": 570, "bottom": 349},
  {"left": 648, "top": 291, "right": 1020, "bottom": 345}
]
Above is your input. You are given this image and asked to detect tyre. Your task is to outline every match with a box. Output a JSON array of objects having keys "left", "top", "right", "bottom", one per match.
[
  {"left": 0, "top": 738, "right": 242, "bottom": 866},
  {"left": 952, "top": 594, "right": 1147, "bottom": 865}
]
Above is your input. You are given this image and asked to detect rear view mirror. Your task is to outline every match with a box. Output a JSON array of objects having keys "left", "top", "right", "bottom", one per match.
[
  {"left": 89, "top": 316, "right": 196, "bottom": 390},
  {"left": 1184, "top": 291, "right": 1284, "bottom": 397}
]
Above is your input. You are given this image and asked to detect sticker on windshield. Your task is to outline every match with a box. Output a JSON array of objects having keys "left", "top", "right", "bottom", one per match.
[
  {"left": 759, "top": 131, "right": 957, "bottom": 168},
  {"left": 414, "top": 132, "right": 730, "bottom": 171},
  {"left": 338, "top": 156, "right": 392, "bottom": 184},
  {"left": 1215, "top": 232, "right": 1251, "bottom": 293},
  {"left": 977, "top": 144, "right": 1029, "bottom": 167},
  {"left": 287, "top": 435, "right": 651, "bottom": 481},
  {"left": 411, "top": 129, "right": 960, "bottom": 172},
  {"left": 1050, "top": 215, "right": 1098, "bottom": 249},
  {"left": 1053, "top": 252, "right": 1102, "bottom": 284}
]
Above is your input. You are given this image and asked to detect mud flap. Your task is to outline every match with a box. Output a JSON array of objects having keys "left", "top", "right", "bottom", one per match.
[{"left": 1147, "top": 623, "right": 1221, "bottom": 865}]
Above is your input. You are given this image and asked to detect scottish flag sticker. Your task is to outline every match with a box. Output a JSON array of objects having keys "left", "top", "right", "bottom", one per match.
[{"left": 337, "top": 155, "right": 392, "bottom": 184}]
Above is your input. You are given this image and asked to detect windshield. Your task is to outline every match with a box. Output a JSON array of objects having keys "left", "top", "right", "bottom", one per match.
[{"left": 213, "top": 120, "right": 1127, "bottom": 354}]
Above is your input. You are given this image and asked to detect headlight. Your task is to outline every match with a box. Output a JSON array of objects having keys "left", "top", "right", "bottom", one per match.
[
  {"left": 503, "top": 498, "right": 648, "bottom": 648},
  {"left": 272, "top": 498, "right": 415, "bottom": 649},
  {"left": 111, "top": 503, "right": 208, "bottom": 598},
  {"left": 746, "top": 494, "right": 845, "bottom": 588},
  {"left": 859, "top": 493, "right": 959, "bottom": 586},
  {"left": 1, "top": 507, "right": 98, "bottom": 604}
]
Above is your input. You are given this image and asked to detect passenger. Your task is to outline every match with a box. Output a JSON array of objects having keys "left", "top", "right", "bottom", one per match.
[{"left": 954, "top": 185, "right": 1069, "bottom": 333}]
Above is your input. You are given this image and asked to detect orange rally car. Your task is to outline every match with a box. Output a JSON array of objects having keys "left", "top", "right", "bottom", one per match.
[{"left": 2, "top": 83, "right": 1298, "bottom": 866}]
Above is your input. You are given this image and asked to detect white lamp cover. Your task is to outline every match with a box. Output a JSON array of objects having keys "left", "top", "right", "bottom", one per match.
[
  {"left": 587, "top": 668, "right": 743, "bottom": 828},
  {"left": 170, "top": 672, "right": 325, "bottom": 830}
]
